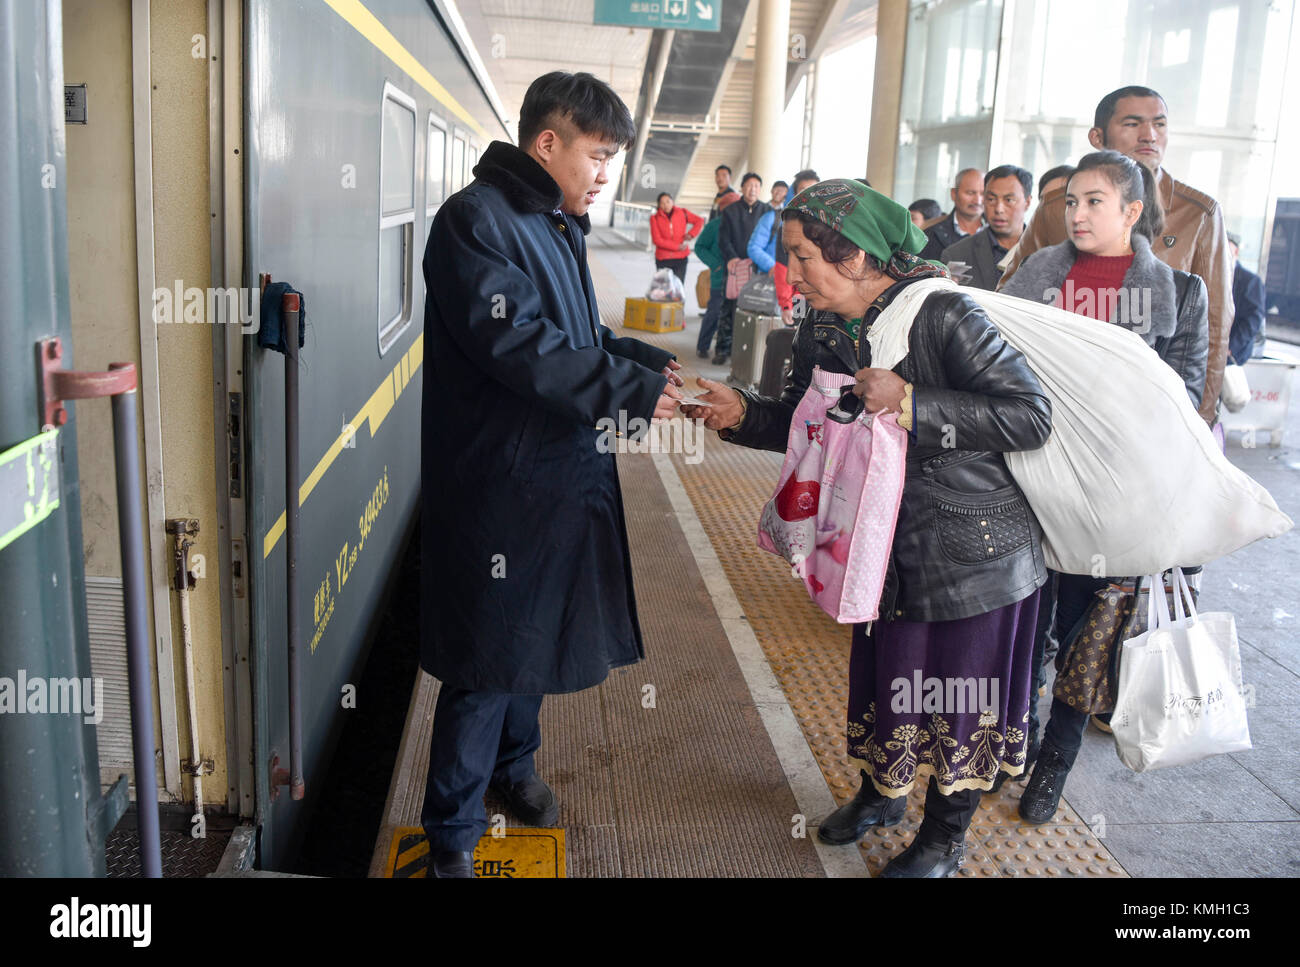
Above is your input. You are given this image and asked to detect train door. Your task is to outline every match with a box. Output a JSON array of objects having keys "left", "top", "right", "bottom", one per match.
[{"left": 0, "top": 0, "right": 123, "bottom": 876}]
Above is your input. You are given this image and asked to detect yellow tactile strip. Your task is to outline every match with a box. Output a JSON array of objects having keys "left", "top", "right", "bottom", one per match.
[{"left": 589, "top": 253, "right": 1128, "bottom": 878}]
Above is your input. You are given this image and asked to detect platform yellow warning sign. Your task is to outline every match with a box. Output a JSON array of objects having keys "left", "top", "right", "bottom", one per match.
[{"left": 383, "top": 827, "right": 565, "bottom": 878}]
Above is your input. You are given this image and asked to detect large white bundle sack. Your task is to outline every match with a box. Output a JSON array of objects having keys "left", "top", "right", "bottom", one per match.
[{"left": 868, "top": 278, "right": 1292, "bottom": 576}]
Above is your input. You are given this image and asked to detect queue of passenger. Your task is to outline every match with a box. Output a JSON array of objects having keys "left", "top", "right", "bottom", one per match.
[{"left": 420, "top": 68, "right": 1252, "bottom": 879}]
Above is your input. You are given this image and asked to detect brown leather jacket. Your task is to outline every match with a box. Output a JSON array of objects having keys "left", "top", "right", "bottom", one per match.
[{"left": 999, "top": 167, "right": 1234, "bottom": 424}]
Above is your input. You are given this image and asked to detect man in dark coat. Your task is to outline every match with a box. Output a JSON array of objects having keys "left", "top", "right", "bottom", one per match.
[
  {"left": 940, "top": 164, "right": 1032, "bottom": 291},
  {"left": 918, "top": 167, "right": 985, "bottom": 261},
  {"left": 419, "top": 71, "right": 682, "bottom": 877},
  {"left": 711, "top": 172, "right": 770, "bottom": 364},
  {"left": 1227, "top": 232, "right": 1266, "bottom": 363}
]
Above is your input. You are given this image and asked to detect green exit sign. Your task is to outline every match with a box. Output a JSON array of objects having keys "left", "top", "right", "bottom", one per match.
[{"left": 594, "top": 0, "right": 721, "bottom": 32}]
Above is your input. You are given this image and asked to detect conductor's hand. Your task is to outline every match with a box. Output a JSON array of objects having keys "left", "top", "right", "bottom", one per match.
[
  {"left": 852, "top": 367, "right": 907, "bottom": 413},
  {"left": 653, "top": 380, "right": 685, "bottom": 421},
  {"left": 662, "top": 358, "right": 684, "bottom": 387},
  {"left": 679, "top": 377, "right": 744, "bottom": 432}
]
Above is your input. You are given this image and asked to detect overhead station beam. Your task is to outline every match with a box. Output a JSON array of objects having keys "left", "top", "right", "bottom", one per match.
[{"left": 625, "top": 29, "right": 676, "bottom": 202}]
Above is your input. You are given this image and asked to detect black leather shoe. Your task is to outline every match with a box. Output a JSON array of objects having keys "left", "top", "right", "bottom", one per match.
[
  {"left": 429, "top": 850, "right": 474, "bottom": 878},
  {"left": 697, "top": 349, "right": 710, "bottom": 359},
  {"left": 489, "top": 774, "right": 559, "bottom": 827},
  {"left": 1018, "top": 744, "right": 1071, "bottom": 824},
  {"left": 986, "top": 733, "right": 1040, "bottom": 794},
  {"left": 879, "top": 834, "right": 964, "bottom": 878},
  {"left": 711, "top": 353, "right": 729, "bottom": 365},
  {"left": 817, "top": 784, "right": 906, "bottom": 844}
]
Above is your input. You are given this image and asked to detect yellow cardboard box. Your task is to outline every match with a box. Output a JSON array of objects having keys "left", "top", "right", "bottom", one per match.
[{"left": 624, "top": 297, "right": 685, "bottom": 332}]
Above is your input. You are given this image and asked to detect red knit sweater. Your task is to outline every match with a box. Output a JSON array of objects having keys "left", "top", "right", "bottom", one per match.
[{"left": 1062, "top": 251, "right": 1134, "bottom": 322}]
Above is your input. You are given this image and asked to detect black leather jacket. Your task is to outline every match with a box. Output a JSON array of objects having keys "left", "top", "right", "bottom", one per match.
[{"left": 724, "top": 278, "right": 1053, "bottom": 623}]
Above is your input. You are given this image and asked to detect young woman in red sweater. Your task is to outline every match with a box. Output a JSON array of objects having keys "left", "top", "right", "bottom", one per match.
[{"left": 1000, "top": 150, "right": 1208, "bottom": 821}]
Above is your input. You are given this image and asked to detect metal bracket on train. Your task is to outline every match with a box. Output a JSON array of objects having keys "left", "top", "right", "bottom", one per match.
[
  {"left": 36, "top": 337, "right": 138, "bottom": 429},
  {"left": 165, "top": 518, "right": 201, "bottom": 590},
  {"left": 269, "top": 754, "right": 292, "bottom": 802},
  {"left": 181, "top": 756, "right": 215, "bottom": 778}
]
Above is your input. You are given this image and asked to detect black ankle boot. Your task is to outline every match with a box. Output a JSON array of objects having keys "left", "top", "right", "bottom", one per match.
[
  {"left": 987, "top": 731, "right": 1040, "bottom": 795},
  {"left": 817, "top": 782, "right": 906, "bottom": 844},
  {"left": 879, "top": 833, "right": 965, "bottom": 878},
  {"left": 1018, "top": 743, "right": 1071, "bottom": 825}
]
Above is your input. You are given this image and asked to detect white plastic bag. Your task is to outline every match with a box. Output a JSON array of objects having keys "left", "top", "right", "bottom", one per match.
[
  {"left": 1220, "top": 363, "right": 1250, "bottom": 412},
  {"left": 646, "top": 268, "right": 684, "bottom": 303},
  {"left": 1110, "top": 568, "right": 1251, "bottom": 772},
  {"left": 866, "top": 278, "right": 1293, "bottom": 575}
]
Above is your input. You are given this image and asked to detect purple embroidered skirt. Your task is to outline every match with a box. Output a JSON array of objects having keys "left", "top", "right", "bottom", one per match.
[{"left": 845, "top": 589, "right": 1041, "bottom": 797}]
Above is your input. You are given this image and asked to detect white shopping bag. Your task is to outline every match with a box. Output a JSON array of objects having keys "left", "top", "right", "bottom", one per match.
[{"left": 1110, "top": 568, "right": 1252, "bottom": 772}]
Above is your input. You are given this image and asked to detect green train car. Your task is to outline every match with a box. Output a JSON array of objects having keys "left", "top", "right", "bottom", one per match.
[{"left": 0, "top": 0, "right": 508, "bottom": 874}]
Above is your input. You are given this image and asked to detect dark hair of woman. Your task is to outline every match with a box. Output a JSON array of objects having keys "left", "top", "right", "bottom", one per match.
[
  {"left": 1069, "top": 149, "right": 1164, "bottom": 243},
  {"left": 781, "top": 209, "right": 885, "bottom": 281},
  {"left": 656, "top": 192, "right": 671, "bottom": 205}
]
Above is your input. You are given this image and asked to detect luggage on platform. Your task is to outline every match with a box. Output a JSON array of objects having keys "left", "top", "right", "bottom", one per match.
[
  {"left": 758, "top": 325, "right": 796, "bottom": 397},
  {"left": 729, "top": 309, "right": 782, "bottom": 390}
]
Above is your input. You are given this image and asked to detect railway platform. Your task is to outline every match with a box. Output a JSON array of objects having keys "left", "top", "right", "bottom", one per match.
[{"left": 372, "top": 229, "right": 1300, "bottom": 879}]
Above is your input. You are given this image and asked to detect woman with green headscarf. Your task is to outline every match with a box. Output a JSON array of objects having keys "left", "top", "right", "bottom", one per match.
[{"left": 683, "top": 179, "right": 1053, "bottom": 877}]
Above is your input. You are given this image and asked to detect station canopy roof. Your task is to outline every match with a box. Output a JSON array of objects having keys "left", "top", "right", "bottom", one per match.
[{"left": 449, "top": 0, "right": 876, "bottom": 210}]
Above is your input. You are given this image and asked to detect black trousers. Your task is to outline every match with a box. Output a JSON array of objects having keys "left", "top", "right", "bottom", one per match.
[
  {"left": 860, "top": 771, "right": 980, "bottom": 841},
  {"left": 420, "top": 685, "right": 544, "bottom": 851},
  {"left": 655, "top": 257, "right": 688, "bottom": 283}
]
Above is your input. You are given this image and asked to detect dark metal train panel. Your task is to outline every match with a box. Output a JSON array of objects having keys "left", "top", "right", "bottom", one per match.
[
  {"left": 0, "top": 0, "right": 113, "bottom": 876},
  {"left": 243, "top": 0, "right": 508, "bottom": 867}
]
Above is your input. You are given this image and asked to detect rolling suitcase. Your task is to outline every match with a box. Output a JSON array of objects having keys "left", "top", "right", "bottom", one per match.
[
  {"left": 758, "top": 325, "right": 796, "bottom": 397},
  {"left": 729, "top": 309, "right": 782, "bottom": 390}
]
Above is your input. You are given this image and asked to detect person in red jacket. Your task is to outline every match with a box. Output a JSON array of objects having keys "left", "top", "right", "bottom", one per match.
[{"left": 650, "top": 192, "right": 704, "bottom": 283}]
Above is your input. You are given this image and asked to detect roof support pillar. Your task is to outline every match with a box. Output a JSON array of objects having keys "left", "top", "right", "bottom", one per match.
[
  {"left": 867, "top": 0, "right": 909, "bottom": 193},
  {"left": 748, "top": 0, "right": 789, "bottom": 184}
]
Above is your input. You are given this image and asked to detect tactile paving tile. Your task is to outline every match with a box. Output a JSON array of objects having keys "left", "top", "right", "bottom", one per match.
[{"left": 587, "top": 249, "right": 1130, "bottom": 879}]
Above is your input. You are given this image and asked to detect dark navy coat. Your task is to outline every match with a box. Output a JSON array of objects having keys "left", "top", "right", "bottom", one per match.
[{"left": 420, "top": 141, "right": 673, "bottom": 693}]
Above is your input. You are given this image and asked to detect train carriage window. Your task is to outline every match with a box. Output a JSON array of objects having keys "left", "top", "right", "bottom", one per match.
[
  {"left": 468, "top": 144, "right": 479, "bottom": 177},
  {"left": 379, "top": 83, "right": 417, "bottom": 354},
  {"left": 451, "top": 133, "right": 467, "bottom": 194},
  {"left": 426, "top": 114, "right": 447, "bottom": 218}
]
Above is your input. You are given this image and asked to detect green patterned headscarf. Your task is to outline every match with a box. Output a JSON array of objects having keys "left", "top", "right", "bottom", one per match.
[{"left": 782, "top": 178, "right": 948, "bottom": 280}]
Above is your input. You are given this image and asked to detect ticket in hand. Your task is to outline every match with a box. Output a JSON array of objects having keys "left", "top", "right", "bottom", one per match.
[{"left": 677, "top": 396, "right": 714, "bottom": 407}]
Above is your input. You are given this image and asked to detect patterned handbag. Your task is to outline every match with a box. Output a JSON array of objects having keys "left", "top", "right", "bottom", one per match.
[{"left": 1053, "top": 576, "right": 1190, "bottom": 714}]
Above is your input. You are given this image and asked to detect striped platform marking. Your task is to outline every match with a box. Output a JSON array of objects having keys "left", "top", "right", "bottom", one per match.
[{"left": 383, "top": 827, "right": 566, "bottom": 879}]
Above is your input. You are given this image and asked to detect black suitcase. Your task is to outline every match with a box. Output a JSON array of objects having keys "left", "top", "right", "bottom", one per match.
[{"left": 758, "top": 325, "right": 796, "bottom": 397}]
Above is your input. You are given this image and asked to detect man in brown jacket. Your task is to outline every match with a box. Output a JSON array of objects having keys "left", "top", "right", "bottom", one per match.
[{"left": 999, "top": 85, "right": 1233, "bottom": 425}]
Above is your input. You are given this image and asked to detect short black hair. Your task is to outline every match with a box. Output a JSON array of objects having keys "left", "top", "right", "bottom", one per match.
[
  {"left": 907, "top": 198, "right": 943, "bottom": 221},
  {"left": 656, "top": 192, "right": 671, "bottom": 205},
  {"left": 856, "top": 177, "right": 872, "bottom": 188},
  {"left": 715, "top": 164, "right": 732, "bottom": 175},
  {"left": 517, "top": 71, "right": 636, "bottom": 150},
  {"left": 984, "top": 164, "right": 1033, "bottom": 199},
  {"left": 741, "top": 171, "right": 762, "bottom": 187},
  {"left": 1094, "top": 85, "right": 1166, "bottom": 131},
  {"left": 773, "top": 180, "right": 789, "bottom": 191},
  {"left": 1038, "top": 164, "right": 1074, "bottom": 196},
  {"left": 792, "top": 168, "right": 819, "bottom": 188}
]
